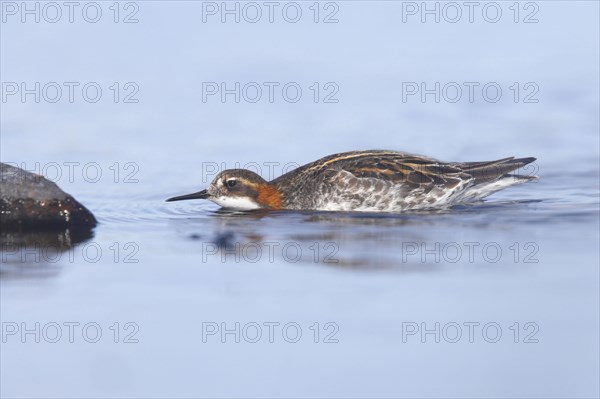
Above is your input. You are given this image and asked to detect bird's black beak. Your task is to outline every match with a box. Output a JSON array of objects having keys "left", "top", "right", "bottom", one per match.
[{"left": 166, "top": 189, "right": 210, "bottom": 202}]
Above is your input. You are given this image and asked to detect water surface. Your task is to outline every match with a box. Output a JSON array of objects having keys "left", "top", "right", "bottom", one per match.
[{"left": 1, "top": 1, "right": 599, "bottom": 397}]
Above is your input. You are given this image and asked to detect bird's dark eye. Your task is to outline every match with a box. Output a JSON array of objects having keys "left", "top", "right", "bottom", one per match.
[{"left": 226, "top": 179, "right": 237, "bottom": 188}]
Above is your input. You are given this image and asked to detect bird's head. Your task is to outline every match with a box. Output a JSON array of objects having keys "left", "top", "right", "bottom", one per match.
[{"left": 166, "top": 169, "right": 282, "bottom": 210}]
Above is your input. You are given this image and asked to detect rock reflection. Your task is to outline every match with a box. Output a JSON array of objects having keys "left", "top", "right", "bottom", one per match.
[{"left": 0, "top": 227, "right": 95, "bottom": 279}]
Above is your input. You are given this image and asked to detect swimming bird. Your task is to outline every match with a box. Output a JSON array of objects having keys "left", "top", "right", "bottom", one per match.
[{"left": 166, "top": 150, "right": 537, "bottom": 212}]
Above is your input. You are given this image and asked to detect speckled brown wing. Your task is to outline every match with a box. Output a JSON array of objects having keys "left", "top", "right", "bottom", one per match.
[
  {"left": 317, "top": 152, "right": 536, "bottom": 188},
  {"left": 317, "top": 151, "right": 470, "bottom": 190}
]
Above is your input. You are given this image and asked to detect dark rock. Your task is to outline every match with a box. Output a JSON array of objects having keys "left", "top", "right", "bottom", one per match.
[{"left": 0, "top": 162, "right": 97, "bottom": 229}]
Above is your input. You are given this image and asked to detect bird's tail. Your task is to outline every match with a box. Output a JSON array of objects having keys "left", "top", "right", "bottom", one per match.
[
  {"left": 452, "top": 157, "right": 538, "bottom": 201},
  {"left": 455, "top": 157, "right": 537, "bottom": 183}
]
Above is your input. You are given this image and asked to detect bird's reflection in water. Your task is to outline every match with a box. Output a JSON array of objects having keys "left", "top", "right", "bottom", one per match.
[
  {"left": 173, "top": 208, "right": 460, "bottom": 270},
  {"left": 0, "top": 227, "right": 95, "bottom": 279}
]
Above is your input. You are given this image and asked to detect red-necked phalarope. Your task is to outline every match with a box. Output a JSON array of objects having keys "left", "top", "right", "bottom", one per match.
[{"left": 166, "top": 150, "right": 537, "bottom": 212}]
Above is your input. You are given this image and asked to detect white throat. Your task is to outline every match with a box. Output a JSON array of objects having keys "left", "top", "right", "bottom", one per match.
[{"left": 211, "top": 196, "right": 261, "bottom": 210}]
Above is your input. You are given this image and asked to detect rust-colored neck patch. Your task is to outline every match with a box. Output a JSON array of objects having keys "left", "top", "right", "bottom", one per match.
[{"left": 256, "top": 184, "right": 282, "bottom": 209}]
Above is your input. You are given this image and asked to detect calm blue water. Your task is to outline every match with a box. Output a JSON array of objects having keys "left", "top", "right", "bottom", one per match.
[{"left": 1, "top": 1, "right": 599, "bottom": 398}]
